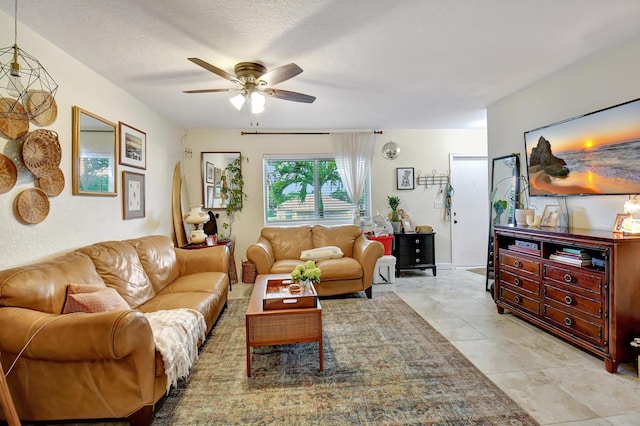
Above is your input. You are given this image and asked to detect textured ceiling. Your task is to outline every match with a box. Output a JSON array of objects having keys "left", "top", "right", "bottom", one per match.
[{"left": 1, "top": 0, "right": 640, "bottom": 130}]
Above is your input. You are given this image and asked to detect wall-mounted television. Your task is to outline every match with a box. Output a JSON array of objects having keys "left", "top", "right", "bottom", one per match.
[{"left": 524, "top": 97, "right": 640, "bottom": 196}]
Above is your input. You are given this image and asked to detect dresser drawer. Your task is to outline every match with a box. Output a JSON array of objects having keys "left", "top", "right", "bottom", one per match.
[
  {"left": 543, "top": 263, "right": 604, "bottom": 295},
  {"left": 544, "top": 284, "right": 603, "bottom": 320},
  {"left": 499, "top": 251, "right": 541, "bottom": 277},
  {"left": 543, "top": 304, "right": 603, "bottom": 346},
  {"left": 499, "top": 286, "right": 540, "bottom": 316},
  {"left": 499, "top": 269, "right": 540, "bottom": 296}
]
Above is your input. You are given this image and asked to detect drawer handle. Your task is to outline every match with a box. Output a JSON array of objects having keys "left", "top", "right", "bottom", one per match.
[
  {"left": 514, "top": 296, "right": 521, "bottom": 304},
  {"left": 563, "top": 273, "right": 574, "bottom": 283},
  {"left": 564, "top": 317, "right": 573, "bottom": 326},
  {"left": 514, "top": 260, "right": 523, "bottom": 268},
  {"left": 513, "top": 278, "right": 521, "bottom": 286},
  {"left": 415, "top": 258, "right": 421, "bottom": 263},
  {"left": 564, "top": 295, "right": 573, "bottom": 305},
  {"left": 415, "top": 248, "right": 421, "bottom": 254},
  {"left": 414, "top": 239, "right": 420, "bottom": 244}
]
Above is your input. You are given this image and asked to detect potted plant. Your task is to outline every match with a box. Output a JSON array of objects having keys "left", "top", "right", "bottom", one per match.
[
  {"left": 219, "top": 155, "right": 247, "bottom": 238},
  {"left": 387, "top": 195, "right": 402, "bottom": 233}
]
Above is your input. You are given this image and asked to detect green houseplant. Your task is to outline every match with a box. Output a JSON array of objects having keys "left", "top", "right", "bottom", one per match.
[
  {"left": 387, "top": 195, "right": 402, "bottom": 233},
  {"left": 219, "top": 155, "right": 247, "bottom": 238}
]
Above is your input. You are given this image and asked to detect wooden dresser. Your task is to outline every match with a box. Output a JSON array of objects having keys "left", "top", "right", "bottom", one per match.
[{"left": 494, "top": 225, "right": 640, "bottom": 373}]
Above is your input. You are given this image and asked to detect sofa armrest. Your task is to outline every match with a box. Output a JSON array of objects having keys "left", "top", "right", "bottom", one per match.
[
  {"left": 175, "top": 245, "right": 229, "bottom": 276},
  {"left": 353, "top": 236, "right": 385, "bottom": 285},
  {"left": 0, "top": 307, "right": 154, "bottom": 361},
  {"left": 246, "top": 239, "right": 275, "bottom": 274}
]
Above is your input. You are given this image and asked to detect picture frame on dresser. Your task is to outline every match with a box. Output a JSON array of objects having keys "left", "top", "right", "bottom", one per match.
[
  {"left": 541, "top": 205, "right": 561, "bottom": 227},
  {"left": 613, "top": 213, "right": 631, "bottom": 233}
]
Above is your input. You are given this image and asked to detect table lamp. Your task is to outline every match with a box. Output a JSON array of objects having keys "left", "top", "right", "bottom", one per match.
[{"left": 184, "top": 205, "right": 209, "bottom": 244}]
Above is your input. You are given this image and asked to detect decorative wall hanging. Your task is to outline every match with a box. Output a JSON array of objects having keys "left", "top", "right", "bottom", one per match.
[
  {"left": 15, "top": 187, "right": 49, "bottom": 224},
  {"left": 118, "top": 122, "right": 146, "bottom": 169},
  {"left": 0, "top": 153, "right": 17, "bottom": 193},
  {"left": 396, "top": 167, "right": 415, "bottom": 190},
  {"left": 122, "top": 171, "right": 145, "bottom": 219},
  {"left": 0, "top": 97, "right": 28, "bottom": 139},
  {"left": 21, "top": 129, "right": 61, "bottom": 177}
]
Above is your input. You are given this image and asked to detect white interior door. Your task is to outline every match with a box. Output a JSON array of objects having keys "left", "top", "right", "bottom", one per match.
[{"left": 450, "top": 155, "right": 489, "bottom": 267}]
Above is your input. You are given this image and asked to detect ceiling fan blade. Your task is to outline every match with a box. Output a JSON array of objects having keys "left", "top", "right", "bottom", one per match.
[
  {"left": 183, "top": 88, "right": 237, "bottom": 94},
  {"left": 266, "top": 88, "right": 316, "bottom": 103},
  {"left": 260, "top": 63, "right": 303, "bottom": 86},
  {"left": 188, "top": 58, "right": 240, "bottom": 83}
]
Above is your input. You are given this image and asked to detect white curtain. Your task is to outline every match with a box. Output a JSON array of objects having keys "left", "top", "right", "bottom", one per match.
[{"left": 332, "top": 132, "right": 376, "bottom": 225}]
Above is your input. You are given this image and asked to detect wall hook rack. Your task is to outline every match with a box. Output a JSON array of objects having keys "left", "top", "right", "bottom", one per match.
[{"left": 416, "top": 169, "right": 450, "bottom": 189}]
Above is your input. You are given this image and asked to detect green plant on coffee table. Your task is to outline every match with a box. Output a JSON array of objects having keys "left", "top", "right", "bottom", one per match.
[{"left": 291, "top": 261, "right": 321, "bottom": 284}]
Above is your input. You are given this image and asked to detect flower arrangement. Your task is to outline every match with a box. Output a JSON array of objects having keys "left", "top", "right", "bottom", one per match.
[{"left": 291, "top": 261, "right": 321, "bottom": 284}]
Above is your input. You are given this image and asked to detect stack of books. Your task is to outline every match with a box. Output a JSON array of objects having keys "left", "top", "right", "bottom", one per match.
[
  {"left": 507, "top": 239, "right": 540, "bottom": 256},
  {"left": 549, "top": 248, "right": 591, "bottom": 266}
]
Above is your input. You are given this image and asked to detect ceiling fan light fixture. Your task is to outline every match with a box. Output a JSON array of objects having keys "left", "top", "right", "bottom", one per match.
[
  {"left": 230, "top": 93, "right": 245, "bottom": 110},
  {"left": 250, "top": 92, "right": 265, "bottom": 114}
]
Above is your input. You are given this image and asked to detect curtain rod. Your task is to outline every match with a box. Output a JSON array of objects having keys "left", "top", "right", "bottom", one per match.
[{"left": 241, "top": 130, "right": 383, "bottom": 136}]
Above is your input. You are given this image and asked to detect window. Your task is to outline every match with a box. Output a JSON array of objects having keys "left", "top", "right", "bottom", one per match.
[{"left": 264, "top": 155, "right": 371, "bottom": 225}]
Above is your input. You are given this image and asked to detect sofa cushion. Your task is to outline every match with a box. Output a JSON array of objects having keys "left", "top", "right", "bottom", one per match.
[
  {"left": 78, "top": 241, "right": 155, "bottom": 308},
  {"left": 127, "top": 235, "right": 180, "bottom": 294},
  {"left": 262, "top": 226, "right": 313, "bottom": 261},
  {"left": 300, "top": 246, "right": 344, "bottom": 262},
  {"left": 62, "top": 284, "right": 130, "bottom": 314},
  {"left": 0, "top": 252, "right": 105, "bottom": 314},
  {"left": 312, "top": 225, "right": 361, "bottom": 257},
  {"left": 316, "top": 257, "right": 363, "bottom": 280}
]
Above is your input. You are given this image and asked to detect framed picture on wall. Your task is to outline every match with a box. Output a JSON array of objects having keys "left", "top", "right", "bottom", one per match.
[
  {"left": 118, "top": 122, "right": 146, "bottom": 169},
  {"left": 396, "top": 167, "right": 415, "bottom": 190},
  {"left": 122, "top": 171, "right": 145, "bottom": 220},
  {"left": 206, "top": 162, "right": 214, "bottom": 183}
]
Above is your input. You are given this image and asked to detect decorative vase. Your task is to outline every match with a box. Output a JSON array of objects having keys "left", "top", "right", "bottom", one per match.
[
  {"left": 515, "top": 208, "right": 535, "bottom": 226},
  {"left": 391, "top": 221, "right": 402, "bottom": 233},
  {"left": 493, "top": 212, "right": 503, "bottom": 225}
]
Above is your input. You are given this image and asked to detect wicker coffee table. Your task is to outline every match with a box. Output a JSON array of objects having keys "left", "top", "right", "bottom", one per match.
[{"left": 245, "top": 274, "right": 323, "bottom": 377}]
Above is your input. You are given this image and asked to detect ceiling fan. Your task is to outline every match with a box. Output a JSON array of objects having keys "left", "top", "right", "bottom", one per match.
[{"left": 184, "top": 58, "right": 316, "bottom": 113}]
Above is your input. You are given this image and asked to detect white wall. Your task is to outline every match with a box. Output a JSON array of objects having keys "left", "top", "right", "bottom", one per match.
[
  {"left": 488, "top": 36, "right": 640, "bottom": 230},
  {"left": 0, "top": 10, "right": 185, "bottom": 269},
  {"left": 183, "top": 128, "right": 486, "bottom": 272}
]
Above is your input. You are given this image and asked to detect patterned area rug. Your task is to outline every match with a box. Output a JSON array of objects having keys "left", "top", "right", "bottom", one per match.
[{"left": 152, "top": 292, "right": 538, "bottom": 425}]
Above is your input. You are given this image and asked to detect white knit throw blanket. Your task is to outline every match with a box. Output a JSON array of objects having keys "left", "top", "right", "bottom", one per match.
[{"left": 144, "top": 308, "right": 207, "bottom": 393}]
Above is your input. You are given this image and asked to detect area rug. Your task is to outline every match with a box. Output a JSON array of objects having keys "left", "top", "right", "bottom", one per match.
[
  {"left": 152, "top": 292, "right": 538, "bottom": 425},
  {"left": 468, "top": 267, "right": 487, "bottom": 276}
]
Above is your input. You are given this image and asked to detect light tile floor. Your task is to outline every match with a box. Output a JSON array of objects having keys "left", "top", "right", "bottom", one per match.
[{"left": 232, "top": 268, "right": 640, "bottom": 425}]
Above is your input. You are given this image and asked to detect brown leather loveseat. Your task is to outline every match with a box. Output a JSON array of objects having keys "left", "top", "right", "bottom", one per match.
[
  {"left": 0, "top": 235, "right": 229, "bottom": 425},
  {"left": 246, "top": 224, "right": 384, "bottom": 298}
]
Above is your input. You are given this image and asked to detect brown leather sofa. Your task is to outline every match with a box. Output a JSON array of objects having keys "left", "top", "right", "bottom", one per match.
[
  {"left": 0, "top": 235, "right": 229, "bottom": 426},
  {"left": 246, "top": 224, "right": 384, "bottom": 298}
]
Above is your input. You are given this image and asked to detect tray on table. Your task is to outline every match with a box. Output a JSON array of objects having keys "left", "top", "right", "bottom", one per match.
[{"left": 263, "top": 278, "right": 318, "bottom": 310}]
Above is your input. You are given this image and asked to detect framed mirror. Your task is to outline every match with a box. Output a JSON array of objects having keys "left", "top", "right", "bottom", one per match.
[
  {"left": 201, "top": 151, "right": 240, "bottom": 209},
  {"left": 486, "top": 153, "right": 521, "bottom": 292},
  {"left": 72, "top": 106, "right": 117, "bottom": 196}
]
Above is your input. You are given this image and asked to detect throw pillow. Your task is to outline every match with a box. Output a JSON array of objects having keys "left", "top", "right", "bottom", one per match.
[
  {"left": 300, "top": 246, "right": 344, "bottom": 262},
  {"left": 62, "top": 283, "right": 130, "bottom": 314}
]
